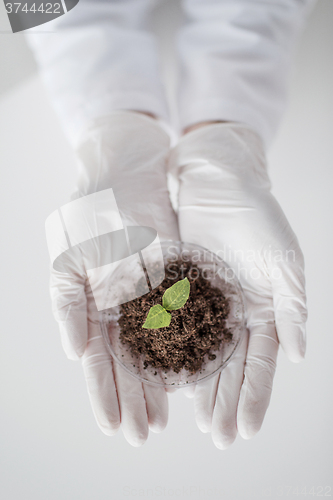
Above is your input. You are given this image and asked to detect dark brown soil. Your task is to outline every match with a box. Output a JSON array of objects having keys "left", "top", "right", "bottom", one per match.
[{"left": 117, "top": 258, "right": 232, "bottom": 375}]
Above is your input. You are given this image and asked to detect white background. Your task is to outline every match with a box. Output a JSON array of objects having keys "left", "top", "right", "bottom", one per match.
[{"left": 0, "top": 1, "right": 332, "bottom": 499}]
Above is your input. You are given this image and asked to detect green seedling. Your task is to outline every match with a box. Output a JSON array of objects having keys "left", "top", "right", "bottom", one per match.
[{"left": 142, "top": 278, "right": 190, "bottom": 329}]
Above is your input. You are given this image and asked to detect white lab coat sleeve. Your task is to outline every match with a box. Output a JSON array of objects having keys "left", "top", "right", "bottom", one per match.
[
  {"left": 178, "top": 0, "right": 316, "bottom": 148},
  {"left": 25, "top": 0, "right": 169, "bottom": 146}
]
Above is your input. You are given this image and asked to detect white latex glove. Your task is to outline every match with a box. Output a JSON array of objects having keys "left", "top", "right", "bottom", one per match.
[
  {"left": 50, "top": 111, "right": 179, "bottom": 446},
  {"left": 169, "top": 123, "right": 307, "bottom": 449}
]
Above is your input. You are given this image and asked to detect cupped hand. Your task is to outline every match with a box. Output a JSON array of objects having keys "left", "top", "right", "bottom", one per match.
[
  {"left": 169, "top": 123, "right": 307, "bottom": 448},
  {"left": 49, "top": 112, "right": 179, "bottom": 446}
]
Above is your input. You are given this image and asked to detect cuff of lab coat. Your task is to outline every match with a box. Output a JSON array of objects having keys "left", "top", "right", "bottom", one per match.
[
  {"left": 60, "top": 92, "right": 170, "bottom": 147},
  {"left": 179, "top": 98, "right": 277, "bottom": 150}
]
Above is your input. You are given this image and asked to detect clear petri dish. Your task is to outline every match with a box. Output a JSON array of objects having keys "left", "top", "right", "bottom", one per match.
[{"left": 99, "top": 240, "right": 246, "bottom": 387}]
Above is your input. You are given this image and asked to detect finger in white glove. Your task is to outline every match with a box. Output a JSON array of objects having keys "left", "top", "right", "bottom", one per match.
[
  {"left": 50, "top": 268, "right": 88, "bottom": 360},
  {"left": 194, "top": 332, "right": 248, "bottom": 448}
]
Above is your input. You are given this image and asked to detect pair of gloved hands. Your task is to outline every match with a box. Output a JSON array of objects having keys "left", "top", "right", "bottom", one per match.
[{"left": 50, "top": 111, "right": 307, "bottom": 448}]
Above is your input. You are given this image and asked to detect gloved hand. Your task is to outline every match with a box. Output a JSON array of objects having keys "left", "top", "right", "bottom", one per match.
[
  {"left": 49, "top": 111, "right": 179, "bottom": 446},
  {"left": 169, "top": 123, "right": 307, "bottom": 449}
]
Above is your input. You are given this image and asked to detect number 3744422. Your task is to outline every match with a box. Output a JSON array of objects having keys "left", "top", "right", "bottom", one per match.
[
  {"left": 273, "top": 486, "right": 332, "bottom": 497},
  {"left": 5, "top": 3, "right": 62, "bottom": 14}
]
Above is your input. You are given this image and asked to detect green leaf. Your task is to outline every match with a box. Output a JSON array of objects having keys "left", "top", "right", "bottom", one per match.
[
  {"left": 162, "top": 277, "right": 190, "bottom": 311},
  {"left": 142, "top": 304, "right": 171, "bottom": 329}
]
